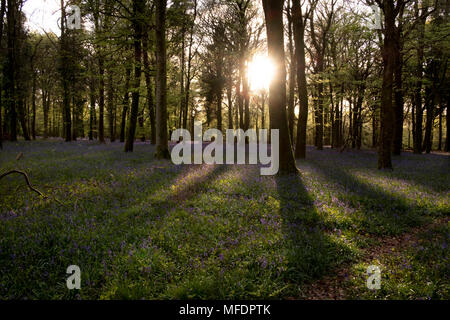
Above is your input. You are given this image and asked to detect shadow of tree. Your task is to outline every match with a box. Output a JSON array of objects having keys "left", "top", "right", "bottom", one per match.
[
  {"left": 275, "top": 173, "right": 354, "bottom": 289},
  {"left": 324, "top": 147, "right": 450, "bottom": 193},
  {"left": 307, "top": 157, "right": 441, "bottom": 236}
]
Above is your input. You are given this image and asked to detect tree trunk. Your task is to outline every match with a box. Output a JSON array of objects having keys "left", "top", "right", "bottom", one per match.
[
  {"left": 0, "top": 0, "right": 5, "bottom": 148},
  {"left": 31, "top": 71, "right": 37, "bottom": 140},
  {"left": 262, "top": 0, "right": 298, "bottom": 174},
  {"left": 60, "top": 0, "right": 71, "bottom": 142},
  {"left": 154, "top": 0, "right": 170, "bottom": 158},
  {"left": 293, "top": 1, "right": 309, "bottom": 159},
  {"left": 142, "top": 32, "right": 156, "bottom": 144},
  {"left": 378, "top": 1, "right": 396, "bottom": 169},
  {"left": 227, "top": 75, "right": 233, "bottom": 130},
  {"left": 120, "top": 63, "right": 131, "bottom": 143},
  {"left": 445, "top": 101, "right": 449, "bottom": 152},
  {"left": 413, "top": 1, "right": 425, "bottom": 154},
  {"left": 89, "top": 87, "right": 95, "bottom": 141},
  {"left": 5, "top": 0, "right": 17, "bottom": 141},
  {"left": 287, "top": 1, "right": 296, "bottom": 143},
  {"left": 18, "top": 98, "right": 30, "bottom": 140},
  {"left": 316, "top": 60, "right": 324, "bottom": 150},
  {"left": 125, "top": 0, "right": 144, "bottom": 152},
  {"left": 107, "top": 71, "right": 115, "bottom": 142}
]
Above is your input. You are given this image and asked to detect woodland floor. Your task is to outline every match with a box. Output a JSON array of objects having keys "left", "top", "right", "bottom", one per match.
[{"left": 0, "top": 139, "right": 448, "bottom": 299}]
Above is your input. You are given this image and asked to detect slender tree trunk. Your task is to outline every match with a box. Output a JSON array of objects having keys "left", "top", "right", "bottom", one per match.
[
  {"left": 142, "top": 32, "right": 156, "bottom": 144},
  {"left": 60, "top": 0, "right": 71, "bottom": 142},
  {"left": 107, "top": 71, "right": 115, "bottom": 142},
  {"left": 316, "top": 60, "right": 324, "bottom": 150},
  {"left": 445, "top": 101, "right": 449, "bottom": 152},
  {"left": 98, "top": 57, "right": 105, "bottom": 143},
  {"left": 217, "top": 59, "right": 223, "bottom": 132},
  {"left": 237, "top": 74, "right": 243, "bottom": 129},
  {"left": 393, "top": 34, "right": 404, "bottom": 155},
  {"left": 179, "top": 27, "right": 185, "bottom": 129},
  {"left": 43, "top": 91, "right": 49, "bottom": 139},
  {"left": 154, "top": 0, "right": 170, "bottom": 158},
  {"left": 31, "top": 72, "right": 37, "bottom": 139},
  {"left": 262, "top": 0, "right": 298, "bottom": 174},
  {"left": 437, "top": 110, "right": 442, "bottom": 151},
  {"left": 287, "top": 1, "right": 296, "bottom": 142},
  {"left": 293, "top": 1, "right": 309, "bottom": 159},
  {"left": 89, "top": 87, "right": 95, "bottom": 141},
  {"left": 120, "top": 64, "right": 131, "bottom": 143},
  {"left": 125, "top": 0, "right": 144, "bottom": 152},
  {"left": 423, "top": 89, "right": 435, "bottom": 154},
  {"left": 413, "top": 1, "right": 425, "bottom": 154},
  {"left": 227, "top": 76, "right": 233, "bottom": 130},
  {"left": 183, "top": 1, "right": 196, "bottom": 131}
]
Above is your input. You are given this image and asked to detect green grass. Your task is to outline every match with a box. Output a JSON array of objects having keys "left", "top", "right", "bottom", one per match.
[
  {"left": 0, "top": 140, "right": 448, "bottom": 299},
  {"left": 348, "top": 223, "right": 449, "bottom": 300}
]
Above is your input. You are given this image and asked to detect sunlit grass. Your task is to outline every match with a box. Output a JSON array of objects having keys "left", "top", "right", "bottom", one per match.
[{"left": 0, "top": 141, "right": 448, "bottom": 299}]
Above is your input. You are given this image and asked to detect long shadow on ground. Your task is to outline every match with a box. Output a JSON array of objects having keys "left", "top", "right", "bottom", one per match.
[{"left": 275, "top": 173, "right": 354, "bottom": 294}]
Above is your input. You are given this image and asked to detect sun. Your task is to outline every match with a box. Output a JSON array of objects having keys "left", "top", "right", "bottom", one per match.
[{"left": 248, "top": 54, "right": 275, "bottom": 92}]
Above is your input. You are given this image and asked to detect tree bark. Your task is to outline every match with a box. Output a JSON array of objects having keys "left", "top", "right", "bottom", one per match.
[
  {"left": 262, "top": 0, "right": 298, "bottom": 174},
  {"left": 413, "top": 1, "right": 425, "bottom": 154},
  {"left": 445, "top": 100, "right": 449, "bottom": 152},
  {"left": 154, "top": 0, "right": 170, "bottom": 158},
  {"left": 378, "top": 0, "right": 397, "bottom": 169},
  {"left": 293, "top": 0, "right": 309, "bottom": 159},
  {"left": 287, "top": 1, "right": 296, "bottom": 142},
  {"left": 142, "top": 31, "right": 156, "bottom": 144},
  {"left": 125, "top": 0, "right": 144, "bottom": 152}
]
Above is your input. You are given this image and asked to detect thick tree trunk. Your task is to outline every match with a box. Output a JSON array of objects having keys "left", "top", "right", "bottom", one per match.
[
  {"left": 378, "top": 1, "right": 396, "bottom": 169},
  {"left": 60, "top": 1, "right": 71, "bottom": 142},
  {"left": 5, "top": 0, "right": 17, "bottom": 141},
  {"left": 0, "top": 0, "right": 5, "bottom": 148},
  {"left": 154, "top": 0, "right": 170, "bottom": 158},
  {"left": 262, "top": 0, "right": 298, "bottom": 174}
]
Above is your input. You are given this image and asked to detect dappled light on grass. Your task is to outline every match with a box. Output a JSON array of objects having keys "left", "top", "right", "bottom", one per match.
[{"left": 0, "top": 142, "right": 448, "bottom": 299}]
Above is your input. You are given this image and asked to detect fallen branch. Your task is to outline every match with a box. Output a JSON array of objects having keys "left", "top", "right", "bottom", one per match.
[
  {"left": 0, "top": 170, "right": 45, "bottom": 197},
  {"left": 0, "top": 170, "right": 64, "bottom": 205}
]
